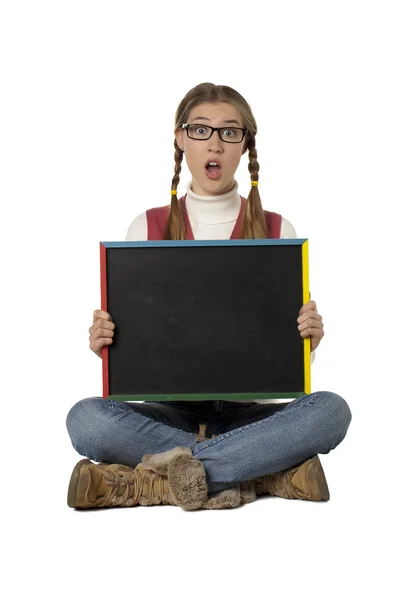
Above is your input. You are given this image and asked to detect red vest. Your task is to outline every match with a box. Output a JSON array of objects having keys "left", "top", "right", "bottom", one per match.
[{"left": 146, "top": 195, "right": 282, "bottom": 240}]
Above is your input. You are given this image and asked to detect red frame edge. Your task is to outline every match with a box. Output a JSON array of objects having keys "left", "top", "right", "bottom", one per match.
[{"left": 100, "top": 243, "right": 109, "bottom": 398}]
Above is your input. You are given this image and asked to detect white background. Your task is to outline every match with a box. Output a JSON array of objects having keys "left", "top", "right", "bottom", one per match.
[{"left": 1, "top": 1, "right": 399, "bottom": 598}]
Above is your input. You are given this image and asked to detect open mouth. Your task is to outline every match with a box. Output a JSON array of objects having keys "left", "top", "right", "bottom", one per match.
[{"left": 205, "top": 161, "right": 222, "bottom": 179}]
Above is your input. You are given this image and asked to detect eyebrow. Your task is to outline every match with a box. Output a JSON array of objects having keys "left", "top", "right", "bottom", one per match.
[{"left": 191, "top": 116, "right": 241, "bottom": 126}]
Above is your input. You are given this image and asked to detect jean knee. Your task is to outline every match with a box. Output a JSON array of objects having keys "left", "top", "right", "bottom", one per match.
[
  {"left": 327, "top": 391, "right": 351, "bottom": 428},
  {"left": 66, "top": 397, "right": 107, "bottom": 457},
  {"left": 315, "top": 391, "right": 352, "bottom": 447}
]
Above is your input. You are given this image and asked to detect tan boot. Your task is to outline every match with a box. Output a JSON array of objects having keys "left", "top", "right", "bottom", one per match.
[
  {"left": 67, "top": 459, "right": 173, "bottom": 508},
  {"left": 67, "top": 446, "right": 213, "bottom": 509},
  {"left": 253, "top": 455, "right": 330, "bottom": 501}
]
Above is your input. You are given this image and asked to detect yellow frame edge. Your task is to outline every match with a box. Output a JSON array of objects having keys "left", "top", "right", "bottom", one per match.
[{"left": 302, "top": 240, "right": 311, "bottom": 394}]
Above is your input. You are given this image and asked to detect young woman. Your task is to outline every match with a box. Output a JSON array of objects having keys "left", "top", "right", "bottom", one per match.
[{"left": 66, "top": 83, "right": 351, "bottom": 510}]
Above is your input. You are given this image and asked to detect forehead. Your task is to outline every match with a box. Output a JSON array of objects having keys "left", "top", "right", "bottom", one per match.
[{"left": 188, "top": 102, "right": 243, "bottom": 126}]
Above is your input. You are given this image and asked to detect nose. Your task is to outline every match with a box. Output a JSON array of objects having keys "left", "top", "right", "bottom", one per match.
[{"left": 207, "top": 130, "right": 224, "bottom": 153}]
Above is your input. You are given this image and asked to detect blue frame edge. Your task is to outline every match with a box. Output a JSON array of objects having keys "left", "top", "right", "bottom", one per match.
[{"left": 100, "top": 239, "right": 307, "bottom": 248}]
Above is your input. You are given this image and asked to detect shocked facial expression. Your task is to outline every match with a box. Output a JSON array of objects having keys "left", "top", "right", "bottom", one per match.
[{"left": 176, "top": 102, "right": 247, "bottom": 196}]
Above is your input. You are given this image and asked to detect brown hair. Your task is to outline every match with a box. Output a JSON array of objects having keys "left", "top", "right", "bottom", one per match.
[{"left": 164, "top": 82, "right": 268, "bottom": 240}]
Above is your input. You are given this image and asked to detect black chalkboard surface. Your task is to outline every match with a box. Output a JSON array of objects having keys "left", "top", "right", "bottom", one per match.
[{"left": 100, "top": 240, "right": 310, "bottom": 401}]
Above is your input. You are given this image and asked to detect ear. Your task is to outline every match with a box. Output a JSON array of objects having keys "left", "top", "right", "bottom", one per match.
[{"left": 175, "top": 129, "right": 184, "bottom": 152}]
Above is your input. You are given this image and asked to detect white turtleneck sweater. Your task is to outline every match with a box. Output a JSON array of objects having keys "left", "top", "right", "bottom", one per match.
[
  {"left": 126, "top": 181, "right": 297, "bottom": 241},
  {"left": 125, "top": 181, "right": 314, "bottom": 404}
]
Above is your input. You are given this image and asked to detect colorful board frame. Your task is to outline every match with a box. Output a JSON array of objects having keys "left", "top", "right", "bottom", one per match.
[{"left": 100, "top": 239, "right": 310, "bottom": 401}]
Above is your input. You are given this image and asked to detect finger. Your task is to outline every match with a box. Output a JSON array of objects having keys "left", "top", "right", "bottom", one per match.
[
  {"left": 298, "top": 319, "right": 324, "bottom": 333},
  {"left": 299, "top": 327, "right": 325, "bottom": 339},
  {"left": 96, "top": 319, "right": 115, "bottom": 331},
  {"left": 298, "top": 300, "right": 317, "bottom": 315},
  {"left": 91, "top": 328, "right": 115, "bottom": 341},
  {"left": 297, "top": 312, "right": 322, "bottom": 325},
  {"left": 90, "top": 338, "right": 113, "bottom": 353},
  {"left": 93, "top": 309, "right": 113, "bottom": 322},
  {"left": 89, "top": 320, "right": 115, "bottom": 334}
]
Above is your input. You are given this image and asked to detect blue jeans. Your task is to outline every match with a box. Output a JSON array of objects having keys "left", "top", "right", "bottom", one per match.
[{"left": 66, "top": 393, "right": 351, "bottom": 494}]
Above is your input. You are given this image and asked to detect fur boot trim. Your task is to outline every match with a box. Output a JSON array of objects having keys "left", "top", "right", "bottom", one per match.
[
  {"left": 142, "top": 446, "right": 192, "bottom": 476},
  {"left": 140, "top": 446, "right": 257, "bottom": 511},
  {"left": 167, "top": 454, "right": 209, "bottom": 511},
  {"left": 239, "top": 481, "right": 257, "bottom": 505},
  {"left": 203, "top": 487, "right": 242, "bottom": 509},
  {"left": 141, "top": 447, "right": 208, "bottom": 510}
]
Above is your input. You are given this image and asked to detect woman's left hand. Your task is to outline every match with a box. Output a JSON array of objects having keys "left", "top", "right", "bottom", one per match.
[{"left": 297, "top": 299, "right": 324, "bottom": 351}]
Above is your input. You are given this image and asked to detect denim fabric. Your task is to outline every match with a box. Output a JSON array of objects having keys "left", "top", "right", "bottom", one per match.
[{"left": 66, "top": 393, "right": 351, "bottom": 494}]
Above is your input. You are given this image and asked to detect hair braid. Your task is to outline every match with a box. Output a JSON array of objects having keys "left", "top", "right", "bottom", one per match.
[
  {"left": 164, "top": 140, "right": 186, "bottom": 240},
  {"left": 241, "top": 135, "right": 268, "bottom": 239}
]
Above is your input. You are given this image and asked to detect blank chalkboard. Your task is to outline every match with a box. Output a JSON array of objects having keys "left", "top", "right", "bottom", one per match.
[{"left": 100, "top": 240, "right": 310, "bottom": 401}]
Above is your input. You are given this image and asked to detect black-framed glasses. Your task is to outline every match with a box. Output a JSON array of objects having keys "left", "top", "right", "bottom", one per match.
[{"left": 182, "top": 123, "right": 248, "bottom": 143}]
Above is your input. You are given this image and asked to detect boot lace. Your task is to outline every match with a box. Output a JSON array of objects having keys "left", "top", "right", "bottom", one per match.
[{"left": 98, "top": 468, "right": 167, "bottom": 507}]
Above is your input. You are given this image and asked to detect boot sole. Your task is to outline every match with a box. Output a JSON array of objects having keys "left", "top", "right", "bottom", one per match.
[{"left": 67, "top": 459, "right": 92, "bottom": 508}]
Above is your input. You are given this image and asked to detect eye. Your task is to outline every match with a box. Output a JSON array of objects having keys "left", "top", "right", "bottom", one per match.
[
  {"left": 195, "top": 126, "right": 207, "bottom": 135},
  {"left": 223, "top": 129, "right": 237, "bottom": 138}
]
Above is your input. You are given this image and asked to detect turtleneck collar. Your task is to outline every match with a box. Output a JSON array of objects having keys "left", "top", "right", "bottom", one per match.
[{"left": 185, "top": 181, "right": 242, "bottom": 225}]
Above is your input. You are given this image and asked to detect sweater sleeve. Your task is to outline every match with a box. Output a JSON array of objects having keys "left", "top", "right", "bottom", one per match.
[
  {"left": 125, "top": 212, "right": 148, "bottom": 241},
  {"left": 280, "top": 217, "right": 297, "bottom": 239}
]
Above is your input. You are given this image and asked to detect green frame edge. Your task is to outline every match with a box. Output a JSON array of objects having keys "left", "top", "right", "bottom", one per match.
[{"left": 107, "top": 391, "right": 304, "bottom": 402}]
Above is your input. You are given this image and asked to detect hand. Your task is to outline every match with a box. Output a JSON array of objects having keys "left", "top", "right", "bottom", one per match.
[
  {"left": 297, "top": 299, "right": 324, "bottom": 352},
  {"left": 89, "top": 310, "right": 115, "bottom": 358}
]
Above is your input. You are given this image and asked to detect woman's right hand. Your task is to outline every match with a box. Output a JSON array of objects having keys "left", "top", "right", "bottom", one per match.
[{"left": 89, "top": 310, "right": 115, "bottom": 358}]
